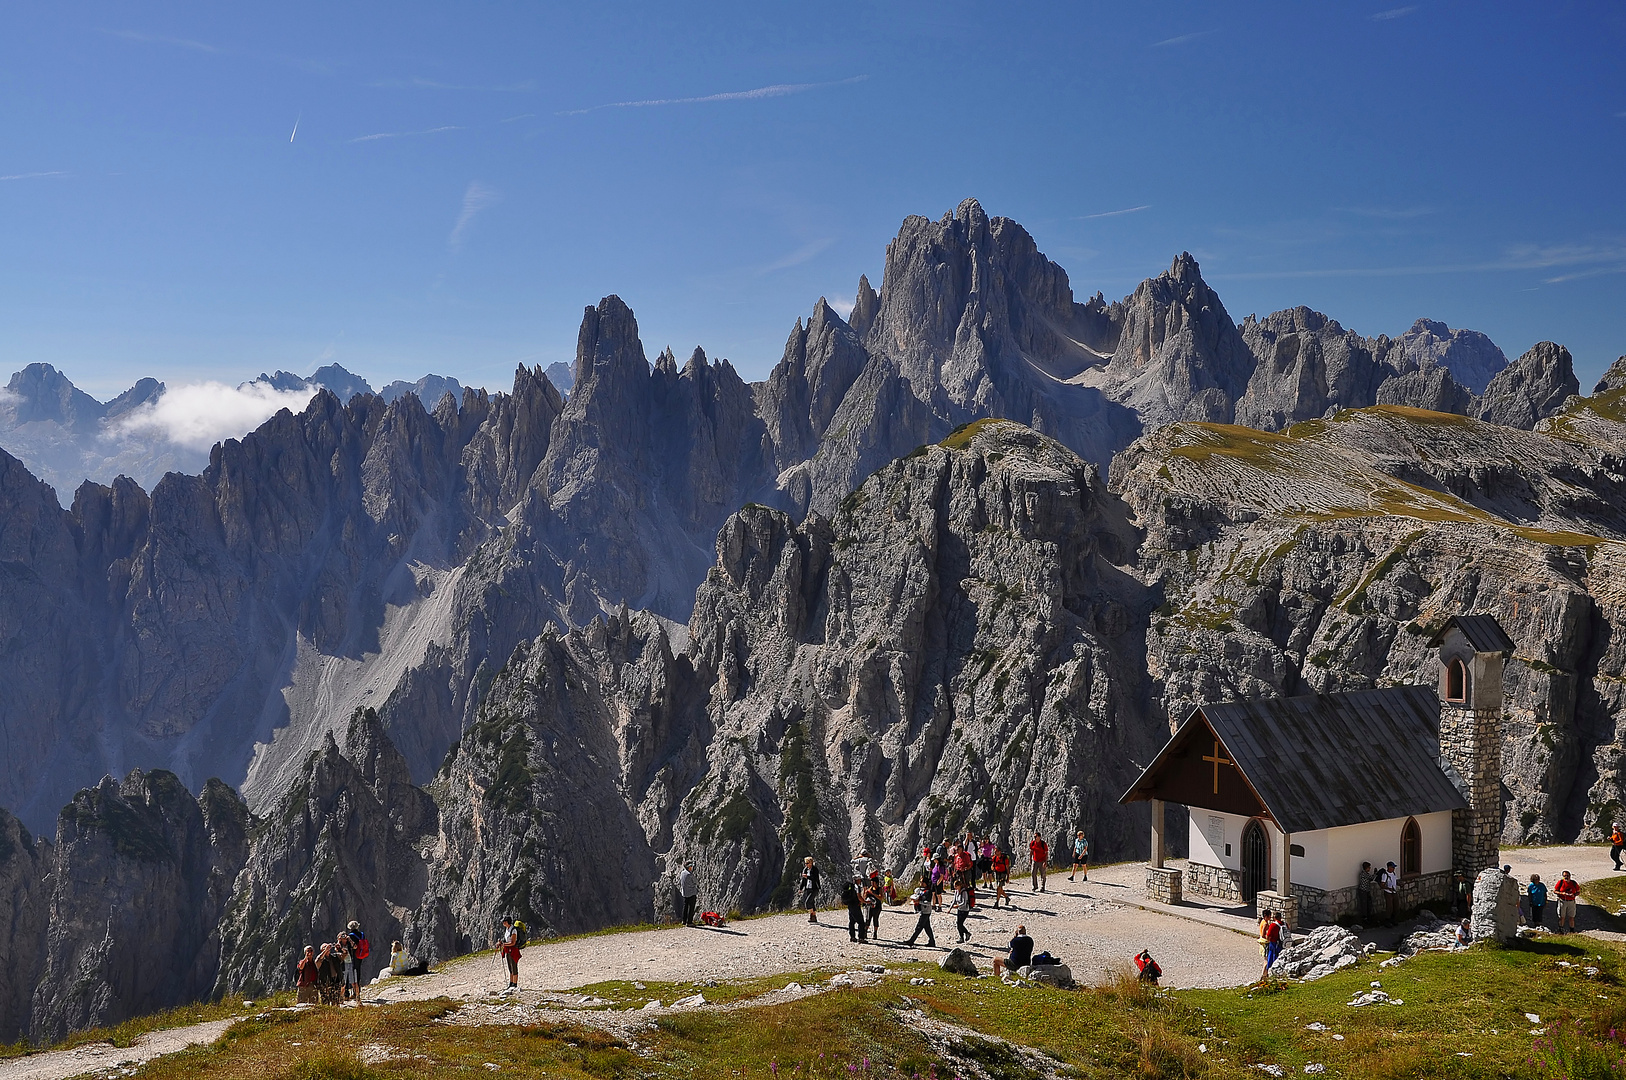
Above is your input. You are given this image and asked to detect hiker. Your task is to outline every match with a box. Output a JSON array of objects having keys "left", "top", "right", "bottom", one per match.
[
  {"left": 1069, "top": 831, "right": 1088, "bottom": 882},
  {"left": 389, "top": 940, "right": 410, "bottom": 976},
  {"left": 954, "top": 880, "right": 974, "bottom": 943},
  {"left": 864, "top": 874, "right": 884, "bottom": 940},
  {"left": 498, "top": 916, "right": 521, "bottom": 994},
  {"left": 843, "top": 876, "right": 867, "bottom": 942},
  {"left": 1256, "top": 909, "right": 1272, "bottom": 966},
  {"left": 1613, "top": 824, "right": 1624, "bottom": 871},
  {"left": 314, "top": 938, "right": 344, "bottom": 1005},
  {"left": 1555, "top": 871, "right": 1580, "bottom": 933},
  {"left": 1454, "top": 919, "right": 1472, "bottom": 949},
  {"left": 1260, "top": 911, "right": 1283, "bottom": 979},
  {"left": 882, "top": 869, "right": 900, "bottom": 905},
  {"left": 991, "top": 847, "right": 1011, "bottom": 908},
  {"left": 1452, "top": 870, "right": 1470, "bottom": 919},
  {"left": 1527, "top": 874, "right": 1547, "bottom": 928},
  {"left": 343, "top": 921, "right": 369, "bottom": 1000},
  {"left": 904, "top": 876, "right": 936, "bottom": 947},
  {"left": 336, "top": 931, "right": 358, "bottom": 1003},
  {"left": 1029, "top": 832, "right": 1049, "bottom": 892},
  {"left": 799, "top": 856, "right": 821, "bottom": 923},
  {"left": 1135, "top": 949, "right": 1161, "bottom": 986},
  {"left": 994, "top": 924, "right": 1034, "bottom": 977},
  {"left": 1356, "top": 862, "right": 1375, "bottom": 923},
  {"left": 853, "top": 849, "right": 876, "bottom": 881},
  {"left": 296, "top": 945, "right": 320, "bottom": 1004},
  {"left": 679, "top": 861, "right": 699, "bottom": 927},
  {"left": 953, "top": 844, "right": 974, "bottom": 891},
  {"left": 978, "top": 836, "right": 995, "bottom": 885},
  {"left": 930, "top": 857, "right": 947, "bottom": 911},
  {"left": 1381, "top": 861, "right": 1399, "bottom": 925}
]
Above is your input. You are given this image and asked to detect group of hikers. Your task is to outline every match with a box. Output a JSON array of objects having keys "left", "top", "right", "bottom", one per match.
[
  {"left": 294, "top": 921, "right": 421, "bottom": 1004},
  {"left": 789, "top": 829, "right": 1091, "bottom": 949}
]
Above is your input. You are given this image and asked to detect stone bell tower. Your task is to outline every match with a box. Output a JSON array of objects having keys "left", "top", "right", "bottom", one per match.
[{"left": 1429, "top": 614, "right": 1513, "bottom": 875}]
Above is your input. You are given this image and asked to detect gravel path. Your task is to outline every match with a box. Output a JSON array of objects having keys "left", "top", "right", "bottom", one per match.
[
  {"left": 0, "top": 1019, "right": 235, "bottom": 1080},
  {"left": 6, "top": 845, "right": 1618, "bottom": 1079}
]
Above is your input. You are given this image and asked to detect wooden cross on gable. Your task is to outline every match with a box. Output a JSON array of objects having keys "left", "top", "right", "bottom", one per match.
[{"left": 1201, "top": 738, "right": 1232, "bottom": 795}]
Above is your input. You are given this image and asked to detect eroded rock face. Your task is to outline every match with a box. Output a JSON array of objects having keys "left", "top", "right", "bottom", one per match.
[
  {"left": 1395, "top": 318, "right": 1508, "bottom": 396},
  {"left": 28, "top": 771, "right": 250, "bottom": 1044},
  {"left": 410, "top": 420, "right": 1160, "bottom": 946},
  {"left": 1477, "top": 342, "right": 1579, "bottom": 430},
  {"left": 1109, "top": 403, "right": 1626, "bottom": 845},
  {"left": 0, "top": 810, "right": 48, "bottom": 1043},
  {"left": 216, "top": 708, "right": 436, "bottom": 996}
]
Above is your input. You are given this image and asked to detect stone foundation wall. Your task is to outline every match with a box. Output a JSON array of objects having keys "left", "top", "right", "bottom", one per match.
[
  {"left": 1145, "top": 866, "right": 1183, "bottom": 904},
  {"left": 1283, "top": 870, "right": 1454, "bottom": 926},
  {"left": 1183, "top": 861, "right": 1244, "bottom": 903}
]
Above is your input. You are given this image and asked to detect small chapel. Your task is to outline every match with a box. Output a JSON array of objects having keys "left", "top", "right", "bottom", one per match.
[{"left": 1119, "top": 614, "right": 1512, "bottom": 927}]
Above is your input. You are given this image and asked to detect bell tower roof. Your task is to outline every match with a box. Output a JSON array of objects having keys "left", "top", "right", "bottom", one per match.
[{"left": 1427, "top": 614, "right": 1514, "bottom": 655}]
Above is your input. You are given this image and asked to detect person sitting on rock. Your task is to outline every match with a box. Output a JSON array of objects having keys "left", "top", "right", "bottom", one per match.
[
  {"left": 389, "top": 940, "right": 409, "bottom": 976},
  {"left": 1454, "top": 919, "right": 1472, "bottom": 949},
  {"left": 1135, "top": 949, "right": 1161, "bottom": 986},
  {"left": 993, "top": 924, "right": 1034, "bottom": 977}
]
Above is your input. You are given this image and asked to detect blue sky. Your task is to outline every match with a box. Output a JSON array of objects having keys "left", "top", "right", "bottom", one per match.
[{"left": 1, "top": 1, "right": 1623, "bottom": 399}]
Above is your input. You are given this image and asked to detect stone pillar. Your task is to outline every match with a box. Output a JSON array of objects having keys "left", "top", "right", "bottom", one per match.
[
  {"left": 1470, "top": 866, "right": 1519, "bottom": 944},
  {"left": 1146, "top": 866, "right": 1182, "bottom": 904},
  {"left": 1255, "top": 889, "right": 1298, "bottom": 929},
  {"left": 1438, "top": 634, "right": 1505, "bottom": 876},
  {"left": 1150, "top": 798, "right": 1165, "bottom": 869}
]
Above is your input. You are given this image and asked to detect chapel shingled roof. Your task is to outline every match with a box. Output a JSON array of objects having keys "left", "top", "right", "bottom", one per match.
[
  {"left": 1426, "top": 614, "right": 1515, "bottom": 654},
  {"left": 1121, "top": 684, "right": 1468, "bottom": 834}
]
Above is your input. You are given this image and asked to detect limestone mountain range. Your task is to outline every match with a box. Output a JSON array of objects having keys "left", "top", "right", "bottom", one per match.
[{"left": 0, "top": 199, "right": 1621, "bottom": 1043}]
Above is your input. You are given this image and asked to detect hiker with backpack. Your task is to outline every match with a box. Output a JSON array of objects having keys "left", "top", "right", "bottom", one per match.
[
  {"left": 498, "top": 916, "right": 524, "bottom": 995},
  {"left": 843, "top": 876, "right": 867, "bottom": 942},
  {"left": 1136, "top": 949, "right": 1161, "bottom": 986},
  {"left": 903, "top": 875, "right": 936, "bottom": 947},
  {"left": 863, "top": 874, "right": 884, "bottom": 941},
  {"left": 990, "top": 847, "right": 1011, "bottom": 908},
  {"left": 314, "top": 938, "right": 344, "bottom": 1005},
  {"left": 345, "top": 921, "right": 370, "bottom": 994}
]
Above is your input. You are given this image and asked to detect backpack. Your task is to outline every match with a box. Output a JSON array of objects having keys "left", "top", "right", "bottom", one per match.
[
  {"left": 513, "top": 920, "right": 529, "bottom": 948},
  {"left": 351, "top": 929, "right": 370, "bottom": 959},
  {"left": 1031, "top": 951, "right": 1060, "bottom": 966}
]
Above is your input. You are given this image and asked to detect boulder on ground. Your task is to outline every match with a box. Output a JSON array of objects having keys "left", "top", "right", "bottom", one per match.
[
  {"left": 1398, "top": 909, "right": 1458, "bottom": 955},
  {"left": 1018, "top": 964, "right": 1072, "bottom": 987},
  {"left": 1471, "top": 868, "right": 1520, "bottom": 945},
  {"left": 939, "top": 948, "right": 979, "bottom": 976},
  {"left": 1270, "top": 924, "right": 1362, "bottom": 981}
]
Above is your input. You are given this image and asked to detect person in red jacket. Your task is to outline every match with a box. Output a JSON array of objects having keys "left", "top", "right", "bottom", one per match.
[
  {"left": 991, "top": 847, "right": 1011, "bottom": 908},
  {"left": 1135, "top": 949, "right": 1161, "bottom": 986},
  {"left": 1554, "top": 870, "right": 1580, "bottom": 933},
  {"left": 1029, "top": 833, "right": 1049, "bottom": 893}
]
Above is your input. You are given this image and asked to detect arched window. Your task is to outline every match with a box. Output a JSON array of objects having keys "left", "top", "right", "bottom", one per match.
[
  {"left": 1400, "top": 817, "right": 1422, "bottom": 877},
  {"left": 1446, "top": 658, "right": 1468, "bottom": 702}
]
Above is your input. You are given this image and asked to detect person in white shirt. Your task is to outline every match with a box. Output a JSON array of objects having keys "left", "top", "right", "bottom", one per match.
[{"left": 1381, "top": 862, "right": 1400, "bottom": 926}]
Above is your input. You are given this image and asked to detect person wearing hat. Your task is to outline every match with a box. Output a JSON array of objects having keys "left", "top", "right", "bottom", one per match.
[
  {"left": 1554, "top": 871, "right": 1580, "bottom": 933},
  {"left": 1452, "top": 870, "right": 1470, "bottom": 918},
  {"left": 678, "top": 861, "right": 699, "bottom": 927}
]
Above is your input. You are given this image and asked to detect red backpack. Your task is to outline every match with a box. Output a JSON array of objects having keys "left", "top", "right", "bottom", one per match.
[{"left": 350, "top": 929, "right": 370, "bottom": 959}]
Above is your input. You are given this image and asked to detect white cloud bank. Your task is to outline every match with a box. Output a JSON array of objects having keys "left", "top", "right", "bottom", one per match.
[{"left": 111, "top": 381, "right": 318, "bottom": 450}]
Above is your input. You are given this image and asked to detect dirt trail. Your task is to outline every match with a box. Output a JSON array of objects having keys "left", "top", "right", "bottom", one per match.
[{"left": 3, "top": 845, "right": 1616, "bottom": 1079}]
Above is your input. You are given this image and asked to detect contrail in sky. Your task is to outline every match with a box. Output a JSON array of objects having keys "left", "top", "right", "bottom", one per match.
[{"left": 290, "top": 113, "right": 300, "bottom": 143}]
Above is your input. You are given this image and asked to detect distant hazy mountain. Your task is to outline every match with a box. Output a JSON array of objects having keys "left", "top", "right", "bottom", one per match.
[
  {"left": 379, "top": 374, "right": 465, "bottom": 406},
  {"left": 546, "top": 361, "right": 573, "bottom": 395},
  {"left": 0, "top": 363, "right": 474, "bottom": 498}
]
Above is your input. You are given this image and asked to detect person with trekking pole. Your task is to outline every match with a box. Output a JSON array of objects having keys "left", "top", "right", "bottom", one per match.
[{"left": 498, "top": 916, "right": 522, "bottom": 996}]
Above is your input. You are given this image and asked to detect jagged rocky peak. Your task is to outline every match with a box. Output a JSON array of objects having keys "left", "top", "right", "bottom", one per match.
[
  {"left": 1235, "top": 306, "right": 1387, "bottom": 430},
  {"left": 849, "top": 273, "right": 880, "bottom": 338},
  {"left": 1594, "top": 356, "right": 1626, "bottom": 394},
  {"left": 1477, "top": 341, "right": 1579, "bottom": 430},
  {"left": 0, "top": 808, "right": 47, "bottom": 1044},
  {"left": 1395, "top": 317, "right": 1508, "bottom": 394},
  {"left": 757, "top": 297, "right": 870, "bottom": 470},
  {"left": 216, "top": 708, "right": 436, "bottom": 998},
  {"left": 26, "top": 769, "right": 251, "bottom": 1044},
  {"left": 2, "top": 363, "right": 107, "bottom": 430},
  {"left": 1104, "top": 252, "right": 1254, "bottom": 425}
]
